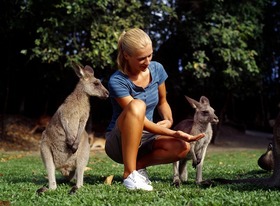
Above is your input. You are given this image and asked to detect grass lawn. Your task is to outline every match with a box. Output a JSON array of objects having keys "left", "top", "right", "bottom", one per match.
[{"left": 0, "top": 149, "right": 279, "bottom": 206}]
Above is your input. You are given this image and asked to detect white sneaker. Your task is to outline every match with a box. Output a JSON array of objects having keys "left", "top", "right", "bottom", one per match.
[
  {"left": 123, "top": 171, "right": 153, "bottom": 191},
  {"left": 137, "top": 168, "right": 152, "bottom": 185}
]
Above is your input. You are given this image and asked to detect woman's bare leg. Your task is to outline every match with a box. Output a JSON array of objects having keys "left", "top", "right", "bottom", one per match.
[
  {"left": 117, "top": 99, "right": 146, "bottom": 179},
  {"left": 136, "top": 137, "right": 190, "bottom": 169}
]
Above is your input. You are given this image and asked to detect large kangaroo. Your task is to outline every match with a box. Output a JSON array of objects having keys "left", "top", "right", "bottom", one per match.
[
  {"left": 37, "top": 63, "right": 109, "bottom": 194},
  {"left": 173, "top": 96, "right": 219, "bottom": 187}
]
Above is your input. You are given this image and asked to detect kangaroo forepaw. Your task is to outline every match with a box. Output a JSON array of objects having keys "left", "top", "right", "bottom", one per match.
[
  {"left": 192, "top": 163, "right": 197, "bottom": 168},
  {"left": 192, "top": 159, "right": 202, "bottom": 168},
  {"left": 71, "top": 147, "right": 78, "bottom": 154},
  {"left": 67, "top": 143, "right": 78, "bottom": 154}
]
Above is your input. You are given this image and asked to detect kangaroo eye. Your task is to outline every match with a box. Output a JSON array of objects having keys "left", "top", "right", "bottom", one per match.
[
  {"left": 202, "top": 111, "right": 209, "bottom": 115},
  {"left": 93, "top": 82, "right": 99, "bottom": 86}
]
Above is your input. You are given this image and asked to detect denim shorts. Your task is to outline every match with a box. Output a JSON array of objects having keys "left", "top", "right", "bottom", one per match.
[{"left": 105, "top": 124, "right": 159, "bottom": 164}]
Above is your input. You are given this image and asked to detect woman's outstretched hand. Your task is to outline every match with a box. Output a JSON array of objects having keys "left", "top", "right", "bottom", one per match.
[{"left": 174, "top": 131, "right": 205, "bottom": 142}]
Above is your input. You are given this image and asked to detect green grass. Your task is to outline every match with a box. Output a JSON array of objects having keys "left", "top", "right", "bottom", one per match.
[{"left": 0, "top": 149, "right": 279, "bottom": 206}]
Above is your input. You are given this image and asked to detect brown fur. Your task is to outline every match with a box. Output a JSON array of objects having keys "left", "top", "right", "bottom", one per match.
[
  {"left": 172, "top": 96, "right": 219, "bottom": 187},
  {"left": 37, "top": 63, "right": 109, "bottom": 194},
  {"left": 258, "top": 143, "right": 274, "bottom": 171}
]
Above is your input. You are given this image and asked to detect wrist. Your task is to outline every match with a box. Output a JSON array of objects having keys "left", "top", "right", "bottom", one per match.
[
  {"left": 166, "top": 119, "right": 173, "bottom": 128},
  {"left": 168, "top": 119, "right": 173, "bottom": 126}
]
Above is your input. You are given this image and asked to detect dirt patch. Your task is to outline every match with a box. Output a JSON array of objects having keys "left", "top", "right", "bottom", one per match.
[
  {"left": 0, "top": 115, "right": 42, "bottom": 151},
  {"left": 0, "top": 115, "right": 273, "bottom": 152},
  {"left": 209, "top": 124, "right": 273, "bottom": 152},
  {"left": 0, "top": 115, "right": 107, "bottom": 152}
]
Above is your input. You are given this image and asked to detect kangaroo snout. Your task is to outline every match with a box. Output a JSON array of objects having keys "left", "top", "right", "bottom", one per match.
[
  {"left": 100, "top": 89, "right": 109, "bottom": 99},
  {"left": 212, "top": 116, "right": 219, "bottom": 124}
]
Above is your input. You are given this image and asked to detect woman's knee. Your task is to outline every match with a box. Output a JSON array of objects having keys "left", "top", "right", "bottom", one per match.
[
  {"left": 176, "top": 140, "right": 191, "bottom": 159},
  {"left": 127, "top": 99, "right": 146, "bottom": 118},
  {"left": 131, "top": 99, "right": 146, "bottom": 111},
  {"left": 117, "top": 99, "right": 146, "bottom": 127}
]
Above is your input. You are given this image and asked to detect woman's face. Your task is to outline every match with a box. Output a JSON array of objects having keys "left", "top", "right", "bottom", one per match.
[{"left": 125, "top": 44, "right": 153, "bottom": 73}]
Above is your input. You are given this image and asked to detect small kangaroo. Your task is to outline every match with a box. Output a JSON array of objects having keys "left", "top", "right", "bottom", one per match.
[
  {"left": 208, "top": 112, "right": 280, "bottom": 188},
  {"left": 258, "top": 142, "right": 274, "bottom": 171},
  {"left": 172, "top": 96, "right": 219, "bottom": 187},
  {"left": 37, "top": 63, "right": 109, "bottom": 194}
]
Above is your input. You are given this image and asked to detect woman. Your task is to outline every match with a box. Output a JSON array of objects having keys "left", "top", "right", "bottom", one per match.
[{"left": 105, "top": 28, "right": 204, "bottom": 191}]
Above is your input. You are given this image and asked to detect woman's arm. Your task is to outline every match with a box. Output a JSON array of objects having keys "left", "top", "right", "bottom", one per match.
[
  {"left": 156, "top": 82, "right": 173, "bottom": 129},
  {"left": 144, "top": 118, "right": 204, "bottom": 142},
  {"left": 114, "top": 93, "right": 205, "bottom": 143}
]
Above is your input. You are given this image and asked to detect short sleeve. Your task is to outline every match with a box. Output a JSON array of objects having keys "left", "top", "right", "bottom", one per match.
[
  {"left": 108, "top": 71, "right": 130, "bottom": 98},
  {"left": 149, "top": 61, "right": 168, "bottom": 86},
  {"left": 158, "top": 63, "right": 168, "bottom": 85}
]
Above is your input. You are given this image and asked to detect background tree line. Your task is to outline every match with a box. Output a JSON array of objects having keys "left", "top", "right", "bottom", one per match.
[{"left": 1, "top": 0, "right": 279, "bottom": 139}]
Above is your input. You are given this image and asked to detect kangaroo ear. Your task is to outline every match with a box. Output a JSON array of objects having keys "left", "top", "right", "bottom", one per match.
[
  {"left": 81, "top": 65, "right": 94, "bottom": 80},
  {"left": 72, "top": 62, "right": 94, "bottom": 80},
  {"left": 72, "top": 62, "right": 85, "bottom": 78},
  {"left": 185, "top": 96, "right": 199, "bottom": 109},
  {"left": 84, "top": 65, "right": 94, "bottom": 75},
  {"left": 200, "top": 96, "right": 210, "bottom": 105}
]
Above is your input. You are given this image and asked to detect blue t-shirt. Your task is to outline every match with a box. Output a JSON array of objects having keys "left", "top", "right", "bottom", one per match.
[{"left": 107, "top": 61, "right": 168, "bottom": 131}]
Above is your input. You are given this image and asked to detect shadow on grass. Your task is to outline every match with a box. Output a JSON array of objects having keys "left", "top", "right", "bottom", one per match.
[
  {"left": 84, "top": 174, "right": 123, "bottom": 185},
  {"left": 2, "top": 174, "right": 45, "bottom": 185},
  {"left": 5, "top": 172, "right": 119, "bottom": 189},
  {"left": 202, "top": 180, "right": 280, "bottom": 192},
  {"left": 199, "top": 169, "right": 279, "bottom": 192}
]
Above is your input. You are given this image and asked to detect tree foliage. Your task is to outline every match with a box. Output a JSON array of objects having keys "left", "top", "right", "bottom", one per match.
[
  {"left": 1, "top": 0, "right": 280, "bottom": 133},
  {"left": 174, "top": 0, "right": 267, "bottom": 91},
  {"left": 148, "top": 0, "right": 273, "bottom": 130},
  {"left": 23, "top": 0, "right": 175, "bottom": 69}
]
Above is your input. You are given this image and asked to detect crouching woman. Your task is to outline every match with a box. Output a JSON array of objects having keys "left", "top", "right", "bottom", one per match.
[{"left": 105, "top": 28, "right": 205, "bottom": 191}]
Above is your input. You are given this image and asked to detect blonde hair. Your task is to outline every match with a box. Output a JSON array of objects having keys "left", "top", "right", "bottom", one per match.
[{"left": 117, "top": 28, "right": 152, "bottom": 74}]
